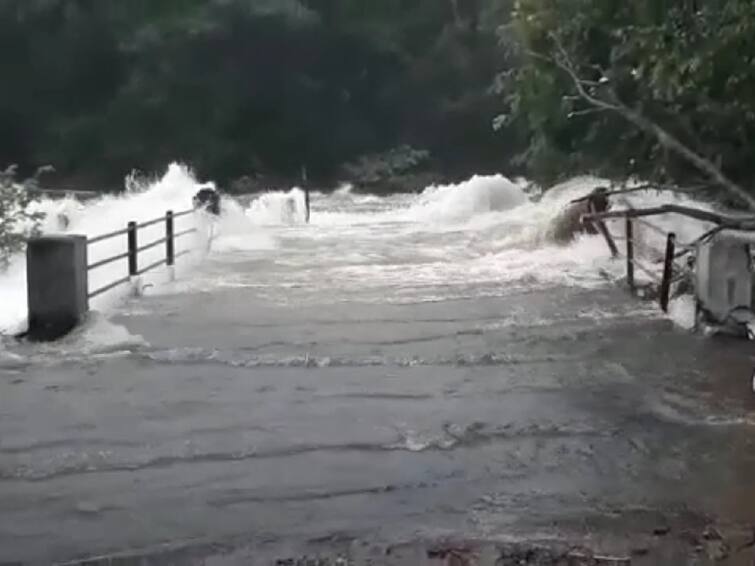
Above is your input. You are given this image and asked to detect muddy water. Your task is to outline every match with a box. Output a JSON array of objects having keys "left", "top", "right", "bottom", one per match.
[
  {"left": 2, "top": 284, "right": 755, "bottom": 565},
  {"left": 2, "top": 170, "right": 755, "bottom": 564}
]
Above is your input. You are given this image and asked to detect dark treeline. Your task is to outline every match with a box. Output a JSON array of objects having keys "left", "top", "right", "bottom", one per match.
[
  {"left": 3, "top": 0, "right": 755, "bottom": 203},
  {"left": 1, "top": 0, "right": 517, "bottom": 191}
]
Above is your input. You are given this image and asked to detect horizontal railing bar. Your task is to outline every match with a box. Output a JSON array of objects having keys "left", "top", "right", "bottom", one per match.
[
  {"left": 85, "top": 207, "right": 196, "bottom": 299},
  {"left": 88, "top": 228, "right": 129, "bottom": 245},
  {"left": 138, "top": 210, "right": 193, "bottom": 229},
  {"left": 626, "top": 237, "right": 694, "bottom": 264},
  {"left": 585, "top": 204, "right": 753, "bottom": 228},
  {"left": 137, "top": 216, "right": 167, "bottom": 229},
  {"left": 88, "top": 276, "right": 132, "bottom": 299},
  {"left": 137, "top": 258, "right": 168, "bottom": 276},
  {"left": 174, "top": 228, "right": 197, "bottom": 239},
  {"left": 137, "top": 237, "right": 168, "bottom": 254},
  {"left": 87, "top": 252, "right": 130, "bottom": 271},
  {"left": 88, "top": 209, "right": 193, "bottom": 244}
]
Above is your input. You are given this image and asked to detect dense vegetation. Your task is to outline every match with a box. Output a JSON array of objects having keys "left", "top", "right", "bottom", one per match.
[
  {"left": 1, "top": 0, "right": 514, "bottom": 191},
  {"left": 2, "top": 0, "right": 755, "bottom": 206},
  {"left": 0, "top": 166, "right": 44, "bottom": 267},
  {"left": 504, "top": 0, "right": 755, "bottom": 208}
]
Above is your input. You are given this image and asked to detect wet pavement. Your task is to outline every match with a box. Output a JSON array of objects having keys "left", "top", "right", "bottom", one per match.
[{"left": 2, "top": 283, "right": 755, "bottom": 565}]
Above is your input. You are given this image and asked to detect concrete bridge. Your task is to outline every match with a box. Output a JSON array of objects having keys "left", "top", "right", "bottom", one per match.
[
  {"left": 3, "top": 185, "right": 755, "bottom": 564},
  {"left": 3, "top": 271, "right": 755, "bottom": 564}
]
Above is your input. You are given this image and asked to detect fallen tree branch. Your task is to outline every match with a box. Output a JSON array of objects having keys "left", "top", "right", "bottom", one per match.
[
  {"left": 594, "top": 219, "right": 619, "bottom": 257},
  {"left": 546, "top": 36, "right": 755, "bottom": 211},
  {"left": 569, "top": 183, "right": 713, "bottom": 204},
  {"left": 584, "top": 204, "right": 755, "bottom": 228}
]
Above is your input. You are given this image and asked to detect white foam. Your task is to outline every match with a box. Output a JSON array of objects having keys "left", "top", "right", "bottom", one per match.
[
  {"left": 1, "top": 166, "right": 726, "bottom": 340},
  {"left": 0, "top": 163, "right": 211, "bottom": 334},
  {"left": 407, "top": 174, "right": 529, "bottom": 223},
  {"left": 205, "top": 197, "right": 277, "bottom": 253},
  {"left": 180, "top": 173, "right": 725, "bottom": 309},
  {"left": 668, "top": 295, "right": 697, "bottom": 331},
  {"left": 37, "top": 312, "right": 148, "bottom": 357},
  {"left": 246, "top": 188, "right": 309, "bottom": 226},
  {"left": 333, "top": 182, "right": 354, "bottom": 197}
]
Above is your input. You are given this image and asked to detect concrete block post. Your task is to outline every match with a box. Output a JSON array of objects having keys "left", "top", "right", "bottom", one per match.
[{"left": 26, "top": 235, "right": 89, "bottom": 341}]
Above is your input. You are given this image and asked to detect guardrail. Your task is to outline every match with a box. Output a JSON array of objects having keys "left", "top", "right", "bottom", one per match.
[
  {"left": 24, "top": 208, "right": 201, "bottom": 341},
  {"left": 586, "top": 208, "right": 709, "bottom": 313},
  {"left": 87, "top": 209, "right": 196, "bottom": 299},
  {"left": 623, "top": 217, "right": 680, "bottom": 312}
]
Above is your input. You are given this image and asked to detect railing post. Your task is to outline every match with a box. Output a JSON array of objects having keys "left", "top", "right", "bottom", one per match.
[
  {"left": 304, "top": 186, "right": 311, "bottom": 224},
  {"left": 625, "top": 216, "right": 635, "bottom": 292},
  {"left": 127, "top": 221, "right": 138, "bottom": 277},
  {"left": 660, "top": 232, "right": 676, "bottom": 313},
  {"left": 166, "top": 211, "right": 175, "bottom": 266},
  {"left": 26, "top": 235, "right": 89, "bottom": 341}
]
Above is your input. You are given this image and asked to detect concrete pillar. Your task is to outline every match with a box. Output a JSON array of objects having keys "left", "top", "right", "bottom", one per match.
[
  {"left": 696, "top": 230, "right": 754, "bottom": 323},
  {"left": 26, "top": 235, "right": 88, "bottom": 341}
]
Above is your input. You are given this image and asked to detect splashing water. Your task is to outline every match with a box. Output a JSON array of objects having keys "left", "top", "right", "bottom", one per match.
[
  {"left": 245, "top": 188, "right": 310, "bottom": 226},
  {"left": 0, "top": 168, "right": 720, "bottom": 337},
  {"left": 0, "top": 164, "right": 216, "bottom": 334}
]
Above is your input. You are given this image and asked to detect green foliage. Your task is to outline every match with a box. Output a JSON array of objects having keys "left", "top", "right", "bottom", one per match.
[
  {"left": 342, "top": 145, "right": 431, "bottom": 187},
  {"left": 0, "top": 166, "right": 45, "bottom": 270},
  {"left": 501, "top": 0, "right": 755, "bottom": 199},
  {"left": 1, "top": 0, "right": 514, "bottom": 189}
]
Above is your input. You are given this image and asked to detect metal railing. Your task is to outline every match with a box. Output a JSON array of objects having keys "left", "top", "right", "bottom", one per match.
[
  {"left": 586, "top": 208, "right": 705, "bottom": 313},
  {"left": 622, "top": 217, "right": 680, "bottom": 312},
  {"left": 87, "top": 209, "right": 196, "bottom": 299}
]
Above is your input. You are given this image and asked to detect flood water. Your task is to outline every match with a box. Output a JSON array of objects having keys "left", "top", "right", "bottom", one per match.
[{"left": 1, "top": 167, "right": 755, "bottom": 565}]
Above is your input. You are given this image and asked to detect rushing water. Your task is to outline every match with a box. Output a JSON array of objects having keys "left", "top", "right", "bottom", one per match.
[
  {"left": 0, "top": 163, "right": 720, "bottom": 341},
  {"left": 2, "top": 165, "right": 755, "bottom": 564}
]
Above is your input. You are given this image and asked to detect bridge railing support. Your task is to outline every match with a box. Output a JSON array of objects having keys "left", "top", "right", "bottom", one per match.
[
  {"left": 625, "top": 216, "right": 635, "bottom": 292},
  {"left": 659, "top": 232, "right": 677, "bottom": 313},
  {"left": 25, "top": 209, "right": 197, "bottom": 342},
  {"left": 26, "top": 235, "right": 89, "bottom": 342},
  {"left": 586, "top": 207, "right": 695, "bottom": 314}
]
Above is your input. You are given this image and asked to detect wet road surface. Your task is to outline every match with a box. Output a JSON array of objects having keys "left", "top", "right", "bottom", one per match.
[{"left": 2, "top": 282, "right": 755, "bottom": 565}]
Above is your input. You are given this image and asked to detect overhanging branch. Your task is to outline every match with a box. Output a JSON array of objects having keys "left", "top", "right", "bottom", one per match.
[
  {"left": 542, "top": 35, "right": 755, "bottom": 211},
  {"left": 584, "top": 204, "right": 755, "bottom": 229}
]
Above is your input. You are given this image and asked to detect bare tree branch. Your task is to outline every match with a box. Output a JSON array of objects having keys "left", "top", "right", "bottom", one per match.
[
  {"left": 544, "top": 35, "right": 755, "bottom": 211},
  {"left": 569, "top": 183, "right": 714, "bottom": 204},
  {"left": 567, "top": 108, "right": 610, "bottom": 118},
  {"left": 585, "top": 204, "right": 755, "bottom": 228}
]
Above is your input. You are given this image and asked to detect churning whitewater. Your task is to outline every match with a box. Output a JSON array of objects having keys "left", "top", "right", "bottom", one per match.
[
  {"left": 6, "top": 164, "right": 755, "bottom": 566},
  {"left": 0, "top": 163, "right": 717, "bottom": 343}
]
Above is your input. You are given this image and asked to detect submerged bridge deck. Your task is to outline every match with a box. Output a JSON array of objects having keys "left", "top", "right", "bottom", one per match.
[{"left": 2, "top": 277, "right": 755, "bottom": 564}]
